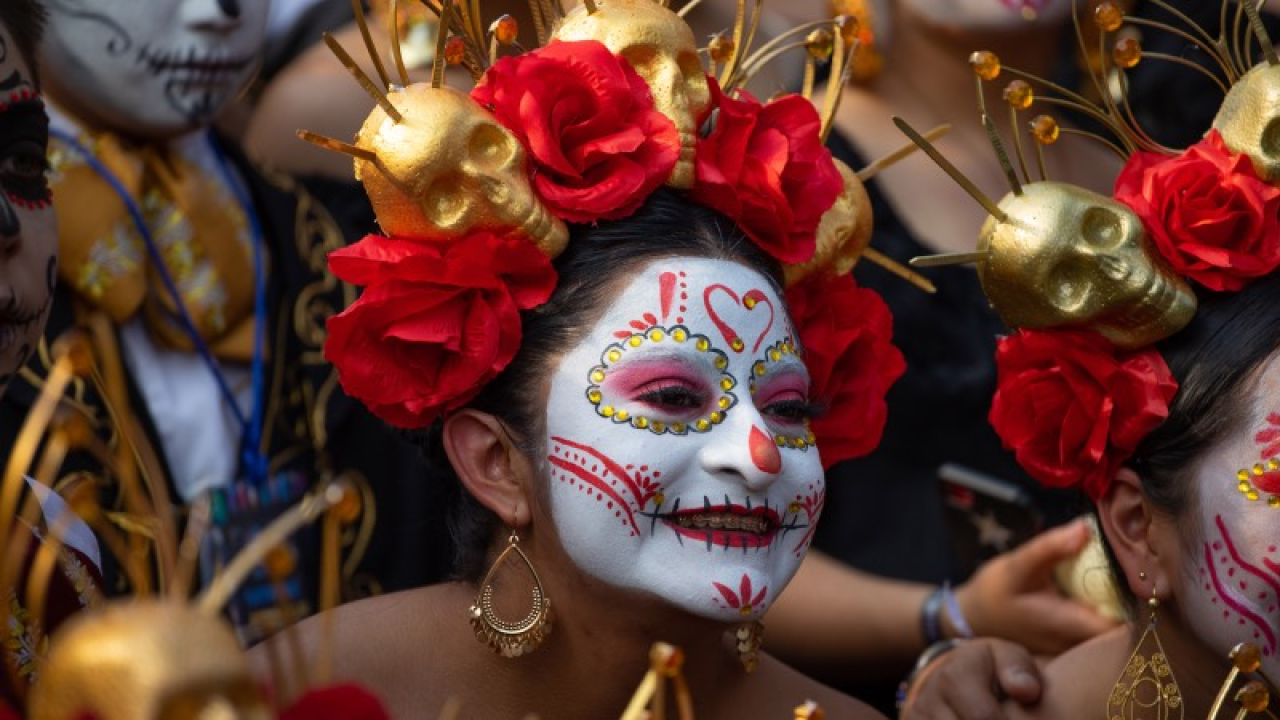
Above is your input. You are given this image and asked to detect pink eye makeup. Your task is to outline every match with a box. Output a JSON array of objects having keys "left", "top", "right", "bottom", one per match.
[
  {"left": 584, "top": 325, "right": 738, "bottom": 435},
  {"left": 1237, "top": 413, "right": 1280, "bottom": 506},
  {"left": 749, "top": 338, "right": 818, "bottom": 451}
]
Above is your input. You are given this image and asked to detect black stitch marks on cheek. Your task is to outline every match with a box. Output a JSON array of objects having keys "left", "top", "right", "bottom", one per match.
[
  {"left": 217, "top": 0, "right": 241, "bottom": 19},
  {"left": 46, "top": 254, "right": 56, "bottom": 294},
  {"left": 47, "top": 0, "right": 133, "bottom": 55}
]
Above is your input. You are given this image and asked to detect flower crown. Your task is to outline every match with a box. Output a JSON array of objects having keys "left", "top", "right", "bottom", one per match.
[
  {"left": 900, "top": 1, "right": 1280, "bottom": 500},
  {"left": 303, "top": 0, "right": 939, "bottom": 469}
]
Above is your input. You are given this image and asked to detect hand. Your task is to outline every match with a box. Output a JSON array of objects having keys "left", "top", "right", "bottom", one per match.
[
  {"left": 900, "top": 638, "right": 1042, "bottom": 720},
  {"left": 955, "top": 518, "right": 1118, "bottom": 655}
]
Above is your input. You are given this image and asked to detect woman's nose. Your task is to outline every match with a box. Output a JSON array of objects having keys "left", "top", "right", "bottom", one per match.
[{"left": 697, "top": 409, "right": 783, "bottom": 493}]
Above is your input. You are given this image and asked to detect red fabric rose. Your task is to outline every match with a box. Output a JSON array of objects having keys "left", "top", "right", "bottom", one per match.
[
  {"left": 471, "top": 39, "right": 679, "bottom": 223},
  {"left": 691, "top": 78, "right": 843, "bottom": 264},
  {"left": 325, "top": 233, "right": 557, "bottom": 429},
  {"left": 1114, "top": 130, "right": 1280, "bottom": 291},
  {"left": 786, "top": 274, "right": 904, "bottom": 469},
  {"left": 280, "top": 684, "right": 392, "bottom": 720},
  {"left": 989, "top": 329, "right": 1178, "bottom": 500}
]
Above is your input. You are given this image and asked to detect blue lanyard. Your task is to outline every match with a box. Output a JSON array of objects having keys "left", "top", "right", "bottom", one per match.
[{"left": 51, "top": 128, "right": 270, "bottom": 485}]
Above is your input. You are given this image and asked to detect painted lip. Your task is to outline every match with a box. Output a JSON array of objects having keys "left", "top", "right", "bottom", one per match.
[
  {"left": 660, "top": 504, "right": 782, "bottom": 549},
  {"left": 138, "top": 46, "right": 253, "bottom": 76}
]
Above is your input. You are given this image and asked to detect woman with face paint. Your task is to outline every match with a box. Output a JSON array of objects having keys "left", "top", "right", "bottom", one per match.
[{"left": 250, "top": 1, "right": 908, "bottom": 717}]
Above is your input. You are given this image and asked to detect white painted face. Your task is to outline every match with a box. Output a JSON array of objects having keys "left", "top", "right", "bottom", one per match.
[
  {"left": 0, "top": 25, "right": 56, "bottom": 396},
  {"left": 900, "top": 0, "right": 1072, "bottom": 30},
  {"left": 41, "top": 0, "right": 269, "bottom": 138},
  {"left": 544, "top": 258, "right": 825, "bottom": 622},
  {"left": 1178, "top": 350, "right": 1280, "bottom": 679}
]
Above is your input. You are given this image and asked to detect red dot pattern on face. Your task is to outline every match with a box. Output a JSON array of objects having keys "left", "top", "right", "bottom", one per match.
[{"left": 750, "top": 425, "right": 781, "bottom": 474}]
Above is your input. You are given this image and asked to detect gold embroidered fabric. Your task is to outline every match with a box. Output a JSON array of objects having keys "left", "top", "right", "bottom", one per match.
[{"left": 50, "top": 130, "right": 258, "bottom": 362}]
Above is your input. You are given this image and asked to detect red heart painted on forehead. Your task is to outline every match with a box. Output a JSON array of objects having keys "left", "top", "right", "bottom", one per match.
[{"left": 703, "top": 284, "right": 774, "bottom": 354}]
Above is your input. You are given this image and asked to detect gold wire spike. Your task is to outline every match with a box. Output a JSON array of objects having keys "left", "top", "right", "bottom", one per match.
[
  {"left": 296, "top": 130, "right": 379, "bottom": 163},
  {"left": 323, "top": 32, "right": 404, "bottom": 123},
  {"left": 352, "top": 0, "right": 393, "bottom": 89},
  {"left": 389, "top": 0, "right": 412, "bottom": 86},
  {"left": 863, "top": 248, "right": 937, "bottom": 294},
  {"left": 857, "top": 124, "right": 950, "bottom": 182},
  {"left": 909, "top": 251, "right": 987, "bottom": 268},
  {"left": 1243, "top": 0, "right": 1279, "bottom": 67},
  {"left": 620, "top": 643, "right": 695, "bottom": 720},
  {"left": 892, "top": 116, "right": 1009, "bottom": 223}
]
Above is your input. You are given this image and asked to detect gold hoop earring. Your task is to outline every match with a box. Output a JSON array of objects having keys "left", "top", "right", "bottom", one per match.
[
  {"left": 1107, "top": 593, "right": 1183, "bottom": 719},
  {"left": 735, "top": 621, "right": 765, "bottom": 673},
  {"left": 469, "top": 530, "right": 553, "bottom": 658}
]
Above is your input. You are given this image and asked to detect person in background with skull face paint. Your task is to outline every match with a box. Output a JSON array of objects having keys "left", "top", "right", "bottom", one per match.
[
  {"left": 0, "top": 0, "right": 439, "bottom": 628},
  {"left": 0, "top": 2, "right": 111, "bottom": 715}
]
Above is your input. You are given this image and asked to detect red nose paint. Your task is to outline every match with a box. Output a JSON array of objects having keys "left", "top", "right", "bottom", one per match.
[{"left": 749, "top": 426, "right": 782, "bottom": 474}]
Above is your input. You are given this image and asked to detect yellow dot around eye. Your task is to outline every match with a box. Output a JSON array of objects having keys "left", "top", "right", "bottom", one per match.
[
  {"left": 629, "top": 335, "right": 644, "bottom": 348},
  {"left": 774, "top": 434, "right": 785, "bottom": 446},
  {"left": 806, "top": 432, "right": 816, "bottom": 445},
  {"left": 587, "top": 390, "right": 602, "bottom": 404},
  {"left": 672, "top": 422, "right": 687, "bottom": 433},
  {"left": 1254, "top": 464, "right": 1266, "bottom": 476},
  {"left": 649, "top": 329, "right": 665, "bottom": 342},
  {"left": 1247, "top": 491, "right": 1261, "bottom": 501},
  {"left": 632, "top": 416, "right": 649, "bottom": 429},
  {"left": 718, "top": 397, "right": 731, "bottom": 410},
  {"left": 1269, "top": 458, "right": 1279, "bottom": 470},
  {"left": 782, "top": 342, "right": 793, "bottom": 354},
  {"left": 796, "top": 438, "right": 808, "bottom": 449},
  {"left": 1239, "top": 469, "right": 1252, "bottom": 482},
  {"left": 715, "top": 356, "right": 728, "bottom": 370},
  {"left": 744, "top": 296, "right": 757, "bottom": 309},
  {"left": 731, "top": 338, "right": 745, "bottom": 352},
  {"left": 652, "top": 421, "right": 666, "bottom": 433},
  {"left": 672, "top": 329, "right": 688, "bottom": 342},
  {"left": 607, "top": 349, "right": 622, "bottom": 363},
  {"left": 600, "top": 405, "right": 615, "bottom": 418},
  {"left": 1240, "top": 481, "right": 1255, "bottom": 494},
  {"left": 614, "top": 409, "right": 630, "bottom": 421},
  {"left": 709, "top": 411, "right": 723, "bottom": 424},
  {"left": 754, "top": 364, "right": 766, "bottom": 376},
  {"left": 696, "top": 338, "right": 710, "bottom": 352},
  {"left": 590, "top": 370, "right": 606, "bottom": 383},
  {"left": 788, "top": 502, "right": 802, "bottom": 514},
  {"left": 695, "top": 419, "right": 710, "bottom": 432},
  {"left": 1270, "top": 496, "right": 1280, "bottom": 507},
  {"left": 769, "top": 348, "right": 781, "bottom": 362},
  {"left": 720, "top": 378, "right": 735, "bottom": 391}
]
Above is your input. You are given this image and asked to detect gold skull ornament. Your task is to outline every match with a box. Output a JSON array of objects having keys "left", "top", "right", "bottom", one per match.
[
  {"left": 977, "top": 181, "right": 1196, "bottom": 349},
  {"left": 552, "top": 0, "right": 711, "bottom": 189},
  {"left": 355, "top": 84, "right": 568, "bottom": 256},
  {"left": 29, "top": 602, "right": 272, "bottom": 720},
  {"left": 783, "top": 159, "right": 873, "bottom": 285},
  {"left": 1213, "top": 62, "right": 1280, "bottom": 183}
]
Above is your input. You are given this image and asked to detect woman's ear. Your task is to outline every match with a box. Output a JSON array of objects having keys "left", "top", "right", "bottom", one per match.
[
  {"left": 442, "top": 410, "right": 537, "bottom": 527},
  {"left": 1097, "top": 467, "right": 1167, "bottom": 599}
]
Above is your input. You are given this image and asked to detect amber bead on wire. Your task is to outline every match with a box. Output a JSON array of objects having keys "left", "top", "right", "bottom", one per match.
[
  {"left": 491, "top": 15, "right": 519, "bottom": 45},
  {"left": 1236, "top": 681, "right": 1270, "bottom": 713},
  {"left": 805, "top": 29, "right": 835, "bottom": 61},
  {"left": 970, "top": 50, "right": 1000, "bottom": 81},
  {"left": 709, "top": 33, "right": 735, "bottom": 63},
  {"left": 1113, "top": 36, "right": 1142, "bottom": 69},
  {"left": 444, "top": 36, "right": 467, "bottom": 65},
  {"left": 834, "top": 15, "right": 859, "bottom": 46},
  {"left": 1003, "top": 80, "right": 1034, "bottom": 110},
  {"left": 1231, "top": 643, "right": 1263, "bottom": 673},
  {"left": 1094, "top": 2, "right": 1125, "bottom": 32},
  {"left": 1030, "top": 115, "right": 1060, "bottom": 144}
]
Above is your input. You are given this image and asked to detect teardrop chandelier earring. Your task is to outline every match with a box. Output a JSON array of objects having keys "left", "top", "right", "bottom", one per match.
[
  {"left": 469, "top": 530, "right": 554, "bottom": 658},
  {"left": 1107, "top": 582, "right": 1183, "bottom": 720}
]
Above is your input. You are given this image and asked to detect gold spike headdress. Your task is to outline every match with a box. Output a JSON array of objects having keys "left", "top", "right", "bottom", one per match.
[{"left": 308, "top": 0, "right": 917, "bottom": 469}]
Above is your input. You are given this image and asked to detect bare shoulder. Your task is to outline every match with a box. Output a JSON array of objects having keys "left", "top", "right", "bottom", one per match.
[
  {"left": 247, "top": 584, "right": 463, "bottom": 703},
  {"left": 1004, "top": 626, "right": 1131, "bottom": 720},
  {"left": 723, "top": 654, "right": 887, "bottom": 720}
]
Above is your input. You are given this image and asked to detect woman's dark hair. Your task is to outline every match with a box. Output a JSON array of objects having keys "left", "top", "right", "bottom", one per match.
[
  {"left": 0, "top": 0, "right": 47, "bottom": 86},
  {"left": 1102, "top": 271, "right": 1280, "bottom": 606},
  {"left": 419, "top": 188, "right": 783, "bottom": 580}
]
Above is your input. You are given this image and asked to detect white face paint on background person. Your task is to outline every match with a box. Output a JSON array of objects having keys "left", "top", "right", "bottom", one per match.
[
  {"left": 39, "top": 0, "right": 269, "bottom": 139},
  {"left": 1177, "top": 350, "right": 1280, "bottom": 680},
  {"left": 0, "top": 22, "right": 56, "bottom": 396},
  {"left": 544, "top": 257, "right": 825, "bottom": 622},
  {"left": 899, "top": 0, "right": 1072, "bottom": 30}
]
